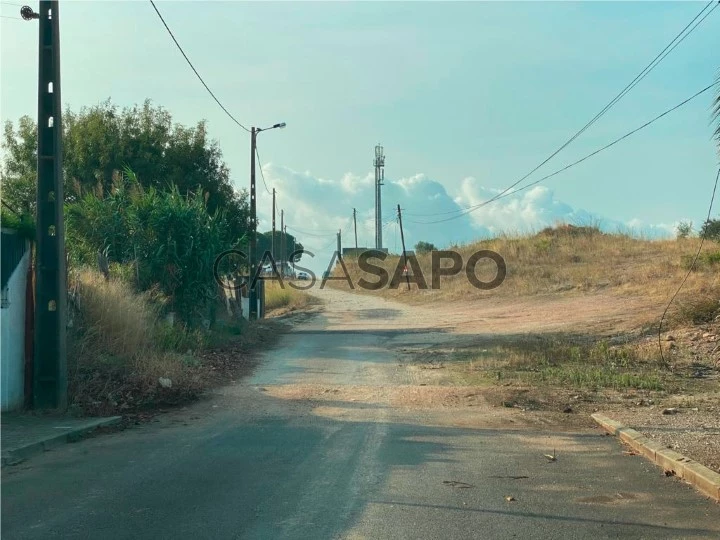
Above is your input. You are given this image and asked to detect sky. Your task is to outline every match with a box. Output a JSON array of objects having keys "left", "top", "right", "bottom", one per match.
[{"left": 1, "top": 1, "right": 719, "bottom": 274}]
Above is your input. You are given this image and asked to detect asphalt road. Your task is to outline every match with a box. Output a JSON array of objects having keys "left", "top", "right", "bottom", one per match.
[{"left": 2, "top": 288, "right": 719, "bottom": 539}]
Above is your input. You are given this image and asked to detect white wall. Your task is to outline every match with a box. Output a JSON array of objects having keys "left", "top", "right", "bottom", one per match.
[{"left": 1, "top": 248, "right": 29, "bottom": 412}]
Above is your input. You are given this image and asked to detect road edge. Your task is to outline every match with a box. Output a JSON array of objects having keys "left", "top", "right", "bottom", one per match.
[
  {"left": 1, "top": 416, "right": 122, "bottom": 467},
  {"left": 591, "top": 413, "right": 720, "bottom": 503}
]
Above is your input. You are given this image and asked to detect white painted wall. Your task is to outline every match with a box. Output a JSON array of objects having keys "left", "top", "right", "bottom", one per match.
[{"left": 1, "top": 248, "right": 30, "bottom": 412}]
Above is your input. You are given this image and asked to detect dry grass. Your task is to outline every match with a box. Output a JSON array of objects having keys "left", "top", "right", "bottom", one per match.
[
  {"left": 264, "top": 280, "right": 313, "bottom": 312},
  {"left": 332, "top": 225, "right": 720, "bottom": 328},
  {"left": 67, "top": 269, "right": 205, "bottom": 415},
  {"left": 444, "top": 339, "right": 672, "bottom": 392}
]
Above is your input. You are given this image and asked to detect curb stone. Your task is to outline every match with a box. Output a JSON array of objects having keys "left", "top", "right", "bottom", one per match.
[
  {"left": 1, "top": 416, "right": 122, "bottom": 467},
  {"left": 592, "top": 413, "right": 720, "bottom": 502}
]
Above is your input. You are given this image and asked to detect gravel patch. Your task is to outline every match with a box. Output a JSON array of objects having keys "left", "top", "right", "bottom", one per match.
[{"left": 601, "top": 401, "right": 720, "bottom": 474}]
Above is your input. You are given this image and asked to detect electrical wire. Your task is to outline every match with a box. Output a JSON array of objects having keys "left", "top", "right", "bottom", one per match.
[
  {"left": 149, "top": 0, "right": 250, "bottom": 133},
  {"left": 254, "top": 146, "right": 272, "bottom": 195},
  {"left": 410, "top": 81, "right": 719, "bottom": 225},
  {"left": 287, "top": 225, "right": 337, "bottom": 236},
  {"left": 657, "top": 167, "right": 719, "bottom": 366},
  {"left": 405, "top": 0, "right": 719, "bottom": 220}
]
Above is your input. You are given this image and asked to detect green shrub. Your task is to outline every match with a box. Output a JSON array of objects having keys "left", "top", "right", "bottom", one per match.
[
  {"left": 65, "top": 168, "right": 242, "bottom": 325},
  {"left": 700, "top": 218, "right": 720, "bottom": 241},
  {"left": 675, "top": 220, "right": 693, "bottom": 239}
]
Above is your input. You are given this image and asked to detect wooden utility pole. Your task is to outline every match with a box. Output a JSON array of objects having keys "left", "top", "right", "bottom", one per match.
[
  {"left": 33, "top": 0, "right": 67, "bottom": 409},
  {"left": 280, "top": 209, "right": 284, "bottom": 274},
  {"left": 397, "top": 204, "right": 410, "bottom": 290},
  {"left": 283, "top": 225, "right": 288, "bottom": 276},
  {"left": 353, "top": 208, "right": 358, "bottom": 249},
  {"left": 271, "top": 188, "right": 276, "bottom": 261}
]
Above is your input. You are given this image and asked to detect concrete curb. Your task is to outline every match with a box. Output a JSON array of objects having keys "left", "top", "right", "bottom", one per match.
[
  {"left": 1, "top": 416, "right": 122, "bottom": 467},
  {"left": 592, "top": 413, "right": 720, "bottom": 502}
]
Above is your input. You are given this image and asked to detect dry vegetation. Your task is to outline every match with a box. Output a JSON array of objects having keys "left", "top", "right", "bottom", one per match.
[
  {"left": 334, "top": 225, "right": 720, "bottom": 328},
  {"left": 66, "top": 269, "right": 288, "bottom": 417},
  {"left": 264, "top": 279, "right": 315, "bottom": 313}
]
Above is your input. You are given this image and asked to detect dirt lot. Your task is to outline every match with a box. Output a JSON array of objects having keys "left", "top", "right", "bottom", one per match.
[{"left": 307, "top": 285, "right": 720, "bottom": 473}]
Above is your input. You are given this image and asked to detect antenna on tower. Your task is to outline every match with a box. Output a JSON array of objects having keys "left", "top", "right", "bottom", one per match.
[{"left": 374, "top": 144, "right": 385, "bottom": 249}]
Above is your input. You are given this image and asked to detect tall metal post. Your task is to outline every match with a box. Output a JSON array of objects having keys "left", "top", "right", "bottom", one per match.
[
  {"left": 337, "top": 229, "right": 342, "bottom": 258},
  {"left": 249, "top": 127, "right": 258, "bottom": 320},
  {"left": 34, "top": 0, "right": 67, "bottom": 409},
  {"left": 374, "top": 145, "right": 385, "bottom": 249},
  {"left": 271, "top": 188, "right": 276, "bottom": 261}
]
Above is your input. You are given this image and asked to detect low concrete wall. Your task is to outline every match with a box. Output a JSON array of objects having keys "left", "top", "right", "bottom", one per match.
[{"left": 1, "top": 248, "right": 30, "bottom": 412}]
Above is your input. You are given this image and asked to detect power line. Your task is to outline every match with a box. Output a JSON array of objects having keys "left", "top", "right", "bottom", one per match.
[
  {"left": 406, "top": 0, "right": 718, "bottom": 220},
  {"left": 254, "top": 146, "right": 272, "bottom": 195},
  {"left": 410, "top": 81, "right": 720, "bottom": 225},
  {"left": 0, "top": 15, "right": 22, "bottom": 19},
  {"left": 657, "top": 167, "right": 719, "bottom": 366},
  {"left": 149, "top": 0, "right": 250, "bottom": 133}
]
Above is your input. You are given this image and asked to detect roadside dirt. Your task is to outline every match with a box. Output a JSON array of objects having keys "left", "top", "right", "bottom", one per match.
[{"left": 306, "top": 286, "right": 720, "bottom": 472}]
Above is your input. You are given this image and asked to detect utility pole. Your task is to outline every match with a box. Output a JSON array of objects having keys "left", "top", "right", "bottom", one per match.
[
  {"left": 374, "top": 145, "right": 385, "bottom": 250},
  {"left": 271, "top": 188, "right": 276, "bottom": 261},
  {"left": 280, "top": 209, "right": 284, "bottom": 275},
  {"left": 337, "top": 229, "right": 342, "bottom": 258},
  {"left": 249, "top": 127, "right": 258, "bottom": 320},
  {"left": 32, "top": 1, "right": 67, "bottom": 409},
  {"left": 283, "top": 225, "right": 288, "bottom": 277},
  {"left": 397, "top": 204, "right": 410, "bottom": 290},
  {"left": 291, "top": 236, "right": 296, "bottom": 274},
  {"left": 353, "top": 208, "right": 358, "bottom": 249},
  {"left": 248, "top": 122, "right": 285, "bottom": 319}
]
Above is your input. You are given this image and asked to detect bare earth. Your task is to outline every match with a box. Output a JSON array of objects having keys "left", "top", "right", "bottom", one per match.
[{"left": 305, "top": 286, "right": 720, "bottom": 474}]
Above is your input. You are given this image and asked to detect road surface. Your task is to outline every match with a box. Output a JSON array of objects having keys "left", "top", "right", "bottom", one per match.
[{"left": 2, "top": 288, "right": 719, "bottom": 539}]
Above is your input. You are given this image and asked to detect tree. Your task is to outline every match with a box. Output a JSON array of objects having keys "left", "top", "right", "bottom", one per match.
[
  {"left": 1, "top": 99, "right": 249, "bottom": 239},
  {"left": 257, "top": 230, "right": 304, "bottom": 263},
  {"left": 676, "top": 220, "right": 693, "bottom": 239},
  {"left": 700, "top": 218, "right": 720, "bottom": 241},
  {"left": 1, "top": 116, "right": 37, "bottom": 214},
  {"left": 414, "top": 241, "right": 437, "bottom": 254}
]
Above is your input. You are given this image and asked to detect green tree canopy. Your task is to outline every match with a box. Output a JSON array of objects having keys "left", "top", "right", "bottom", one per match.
[
  {"left": 414, "top": 241, "right": 437, "bottom": 254},
  {"left": 1, "top": 99, "right": 249, "bottom": 239}
]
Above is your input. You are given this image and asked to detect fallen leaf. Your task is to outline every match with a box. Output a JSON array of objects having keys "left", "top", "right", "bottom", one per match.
[{"left": 505, "top": 496, "right": 516, "bottom": 502}]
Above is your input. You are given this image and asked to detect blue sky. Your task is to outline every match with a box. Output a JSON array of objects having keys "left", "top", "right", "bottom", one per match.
[{"left": 1, "top": 1, "right": 719, "bottom": 273}]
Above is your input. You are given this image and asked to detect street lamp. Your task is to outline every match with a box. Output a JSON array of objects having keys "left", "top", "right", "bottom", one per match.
[{"left": 249, "top": 122, "right": 286, "bottom": 320}]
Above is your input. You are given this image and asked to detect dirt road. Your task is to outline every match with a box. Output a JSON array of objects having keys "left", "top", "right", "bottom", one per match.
[{"left": 2, "top": 287, "right": 719, "bottom": 539}]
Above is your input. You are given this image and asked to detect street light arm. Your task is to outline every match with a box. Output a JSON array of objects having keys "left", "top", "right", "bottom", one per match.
[{"left": 257, "top": 122, "right": 287, "bottom": 133}]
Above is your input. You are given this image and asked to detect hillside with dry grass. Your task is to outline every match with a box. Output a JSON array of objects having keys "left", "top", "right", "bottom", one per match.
[{"left": 333, "top": 225, "right": 720, "bottom": 333}]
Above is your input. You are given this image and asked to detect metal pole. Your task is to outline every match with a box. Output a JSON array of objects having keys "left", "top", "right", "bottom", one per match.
[
  {"left": 283, "top": 224, "right": 288, "bottom": 276},
  {"left": 374, "top": 145, "right": 385, "bottom": 250},
  {"left": 249, "top": 127, "right": 258, "bottom": 320},
  {"left": 337, "top": 229, "right": 342, "bottom": 258},
  {"left": 34, "top": 0, "right": 67, "bottom": 409},
  {"left": 271, "top": 188, "right": 276, "bottom": 261}
]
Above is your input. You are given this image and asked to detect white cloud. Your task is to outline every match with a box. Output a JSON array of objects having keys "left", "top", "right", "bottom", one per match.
[{"left": 256, "top": 164, "right": 673, "bottom": 274}]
